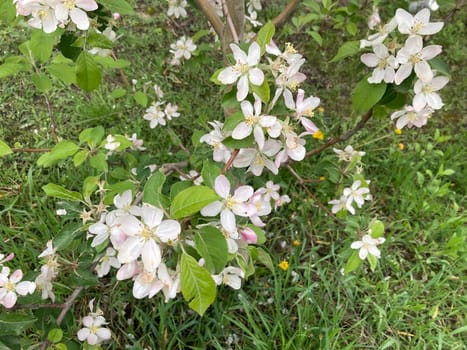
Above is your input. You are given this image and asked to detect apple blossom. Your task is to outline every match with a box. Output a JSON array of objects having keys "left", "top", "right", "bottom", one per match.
[
  {"left": 395, "top": 35, "right": 442, "bottom": 84},
  {"left": 395, "top": 8, "right": 443, "bottom": 36},
  {"left": 0, "top": 267, "right": 36, "bottom": 308},
  {"left": 413, "top": 75, "right": 449, "bottom": 111},
  {"left": 368, "top": 7, "right": 381, "bottom": 30},
  {"left": 26, "top": 1, "right": 59, "bottom": 34},
  {"left": 360, "top": 44, "right": 398, "bottom": 84},
  {"left": 351, "top": 235, "right": 386, "bottom": 260},
  {"left": 333, "top": 145, "right": 365, "bottom": 162},
  {"left": 95, "top": 248, "right": 121, "bottom": 277},
  {"left": 200, "top": 121, "right": 232, "bottom": 163},
  {"left": 143, "top": 101, "right": 167, "bottom": 128},
  {"left": 167, "top": 0, "right": 188, "bottom": 19},
  {"left": 55, "top": 0, "right": 98, "bottom": 31},
  {"left": 390, "top": 105, "right": 433, "bottom": 129},
  {"left": 218, "top": 42, "right": 264, "bottom": 101},
  {"left": 164, "top": 102, "right": 180, "bottom": 120},
  {"left": 170, "top": 36, "right": 197, "bottom": 62},
  {"left": 360, "top": 17, "right": 397, "bottom": 48},
  {"left": 233, "top": 140, "right": 281, "bottom": 176},
  {"left": 212, "top": 266, "right": 245, "bottom": 290},
  {"left": 343, "top": 180, "right": 371, "bottom": 215},
  {"left": 257, "top": 181, "right": 281, "bottom": 202},
  {"left": 77, "top": 314, "right": 112, "bottom": 345},
  {"left": 201, "top": 175, "right": 256, "bottom": 232},
  {"left": 328, "top": 195, "right": 348, "bottom": 214}
]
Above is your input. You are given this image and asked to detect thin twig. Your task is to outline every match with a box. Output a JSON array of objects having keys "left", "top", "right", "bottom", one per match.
[
  {"left": 111, "top": 51, "right": 129, "bottom": 86},
  {"left": 11, "top": 148, "right": 52, "bottom": 153},
  {"left": 286, "top": 164, "right": 344, "bottom": 226},
  {"left": 271, "top": 0, "right": 302, "bottom": 27},
  {"left": 194, "top": 0, "right": 224, "bottom": 38},
  {"left": 222, "top": 0, "right": 240, "bottom": 44},
  {"left": 221, "top": 148, "right": 239, "bottom": 174},
  {"left": 305, "top": 109, "right": 373, "bottom": 158}
]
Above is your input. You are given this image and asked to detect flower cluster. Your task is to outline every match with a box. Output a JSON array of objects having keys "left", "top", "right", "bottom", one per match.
[
  {"left": 143, "top": 85, "right": 181, "bottom": 128},
  {"left": 167, "top": 0, "right": 188, "bottom": 19},
  {"left": 360, "top": 8, "right": 448, "bottom": 129},
  {"left": 202, "top": 40, "right": 323, "bottom": 176},
  {"left": 14, "top": 0, "right": 98, "bottom": 33},
  {"left": 34, "top": 241, "right": 59, "bottom": 301},
  {"left": 77, "top": 299, "right": 112, "bottom": 345}
]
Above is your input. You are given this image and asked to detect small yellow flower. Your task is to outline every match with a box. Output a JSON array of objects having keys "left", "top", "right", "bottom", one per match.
[
  {"left": 278, "top": 260, "right": 289, "bottom": 271},
  {"left": 312, "top": 130, "right": 324, "bottom": 140},
  {"left": 292, "top": 240, "right": 300, "bottom": 247},
  {"left": 394, "top": 129, "right": 402, "bottom": 135},
  {"left": 317, "top": 107, "right": 325, "bottom": 113},
  {"left": 319, "top": 176, "right": 326, "bottom": 181},
  {"left": 398, "top": 143, "right": 404, "bottom": 151}
]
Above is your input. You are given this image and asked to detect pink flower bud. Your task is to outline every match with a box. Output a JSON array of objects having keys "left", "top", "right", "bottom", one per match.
[
  {"left": 240, "top": 227, "right": 257, "bottom": 244},
  {"left": 113, "top": 12, "right": 121, "bottom": 20},
  {"left": 5, "top": 253, "right": 14, "bottom": 262}
]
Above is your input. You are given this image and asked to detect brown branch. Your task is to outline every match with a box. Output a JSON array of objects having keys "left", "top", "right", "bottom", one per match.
[
  {"left": 11, "top": 148, "right": 52, "bottom": 153},
  {"left": 111, "top": 51, "right": 129, "bottom": 87},
  {"left": 44, "top": 95, "right": 59, "bottom": 144},
  {"left": 305, "top": 109, "right": 373, "bottom": 158},
  {"left": 194, "top": 0, "right": 225, "bottom": 38},
  {"left": 272, "top": 0, "right": 302, "bottom": 27},
  {"left": 286, "top": 164, "right": 344, "bottom": 226},
  {"left": 222, "top": 0, "right": 239, "bottom": 44},
  {"left": 221, "top": 148, "right": 239, "bottom": 174}
]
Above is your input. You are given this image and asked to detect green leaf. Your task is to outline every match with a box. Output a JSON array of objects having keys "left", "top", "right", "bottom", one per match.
[
  {"left": 308, "top": 31, "right": 323, "bottom": 46},
  {"left": 54, "top": 222, "right": 83, "bottom": 251},
  {"left": 191, "top": 29, "right": 210, "bottom": 42},
  {"left": 344, "top": 250, "right": 362, "bottom": 274},
  {"left": 29, "top": 30, "right": 58, "bottom": 63},
  {"left": 0, "top": 0, "right": 16, "bottom": 24},
  {"left": 83, "top": 176, "right": 100, "bottom": 198},
  {"left": 222, "top": 111, "right": 244, "bottom": 132},
  {"left": 256, "top": 247, "right": 274, "bottom": 272},
  {"left": 201, "top": 161, "right": 221, "bottom": 188},
  {"left": 222, "top": 135, "right": 255, "bottom": 149},
  {"left": 171, "top": 186, "right": 219, "bottom": 219},
  {"left": 0, "top": 313, "right": 37, "bottom": 336},
  {"left": 76, "top": 51, "right": 102, "bottom": 92},
  {"left": 31, "top": 73, "right": 52, "bottom": 92},
  {"left": 73, "top": 149, "right": 89, "bottom": 167},
  {"left": 0, "top": 139, "right": 12, "bottom": 157},
  {"left": 330, "top": 40, "right": 360, "bottom": 62},
  {"left": 79, "top": 125, "right": 105, "bottom": 147},
  {"left": 429, "top": 57, "right": 450, "bottom": 77},
  {"left": 47, "top": 63, "right": 77, "bottom": 85},
  {"left": 42, "top": 183, "right": 82, "bottom": 202},
  {"left": 86, "top": 31, "right": 114, "bottom": 49},
  {"left": 194, "top": 226, "right": 228, "bottom": 273},
  {"left": 48, "top": 329, "right": 63, "bottom": 343},
  {"left": 103, "top": 181, "right": 136, "bottom": 205},
  {"left": 0, "top": 63, "right": 27, "bottom": 78},
  {"left": 134, "top": 91, "right": 148, "bottom": 107},
  {"left": 97, "top": 0, "right": 134, "bottom": 15},
  {"left": 89, "top": 152, "right": 108, "bottom": 172},
  {"left": 256, "top": 21, "right": 275, "bottom": 54},
  {"left": 143, "top": 171, "right": 167, "bottom": 208},
  {"left": 369, "top": 219, "right": 384, "bottom": 238},
  {"left": 351, "top": 77, "right": 386, "bottom": 113},
  {"left": 250, "top": 80, "right": 270, "bottom": 103},
  {"left": 170, "top": 181, "right": 192, "bottom": 201},
  {"left": 93, "top": 55, "right": 130, "bottom": 68},
  {"left": 180, "top": 253, "right": 217, "bottom": 316},
  {"left": 346, "top": 22, "right": 358, "bottom": 36},
  {"left": 110, "top": 87, "right": 127, "bottom": 99},
  {"left": 37, "top": 141, "right": 79, "bottom": 167}
]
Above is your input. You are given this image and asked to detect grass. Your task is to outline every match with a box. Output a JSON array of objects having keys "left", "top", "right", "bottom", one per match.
[{"left": 0, "top": 1, "right": 466, "bottom": 349}]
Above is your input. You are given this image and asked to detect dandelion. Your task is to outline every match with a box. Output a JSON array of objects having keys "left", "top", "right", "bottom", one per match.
[{"left": 278, "top": 260, "right": 289, "bottom": 271}]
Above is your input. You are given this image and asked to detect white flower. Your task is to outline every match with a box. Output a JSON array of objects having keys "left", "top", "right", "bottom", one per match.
[
  {"left": 232, "top": 97, "right": 278, "bottom": 149},
  {"left": 200, "top": 121, "right": 232, "bottom": 163},
  {"left": 247, "top": 191, "right": 272, "bottom": 227},
  {"left": 328, "top": 195, "right": 348, "bottom": 214},
  {"left": 233, "top": 140, "right": 281, "bottom": 176},
  {"left": 218, "top": 42, "right": 264, "bottom": 101},
  {"left": 167, "top": 0, "right": 187, "bottom": 18},
  {"left": 89, "top": 27, "right": 118, "bottom": 57},
  {"left": 413, "top": 75, "right": 448, "bottom": 111},
  {"left": 104, "top": 134, "right": 120, "bottom": 151},
  {"left": 333, "top": 145, "right": 365, "bottom": 162},
  {"left": 395, "top": 8, "right": 443, "bottom": 36},
  {"left": 361, "top": 44, "right": 398, "bottom": 84},
  {"left": 343, "top": 180, "right": 371, "bottom": 215},
  {"left": 179, "top": 170, "right": 203, "bottom": 186},
  {"left": 27, "top": 1, "right": 59, "bottom": 34},
  {"left": 128, "top": 133, "right": 146, "bottom": 151},
  {"left": 395, "top": 35, "right": 442, "bottom": 84},
  {"left": 95, "top": 248, "right": 121, "bottom": 277},
  {"left": 77, "top": 315, "right": 111, "bottom": 345},
  {"left": 0, "top": 268, "right": 36, "bottom": 308},
  {"left": 153, "top": 84, "right": 164, "bottom": 99},
  {"left": 35, "top": 273, "right": 55, "bottom": 301},
  {"left": 117, "top": 205, "right": 180, "bottom": 272},
  {"left": 390, "top": 105, "right": 433, "bottom": 129},
  {"left": 275, "top": 130, "right": 306, "bottom": 165},
  {"left": 368, "top": 7, "right": 381, "bottom": 30},
  {"left": 56, "top": 208, "right": 67, "bottom": 216},
  {"left": 143, "top": 102, "right": 166, "bottom": 128},
  {"left": 55, "top": 0, "right": 98, "bottom": 31},
  {"left": 257, "top": 181, "right": 281, "bottom": 202},
  {"left": 360, "top": 17, "right": 397, "bottom": 48},
  {"left": 200, "top": 175, "right": 256, "bottom": 232},
  {"left": 164, "top": 103, "right": 180, "bottom": 120},
  {"left": 212, "top": 266, "right": 244, "bottom": 290},
  {"left": 274, "top": 194, "right": 290, "bottom": 209},
  {"left": 170, "top": 36, "right": 196, "bottom": 61},
  {"left": 351, "top": 234, "right": 385, "bottom": 260}
]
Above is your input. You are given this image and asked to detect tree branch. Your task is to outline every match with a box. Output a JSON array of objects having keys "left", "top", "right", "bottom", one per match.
[
  {"left": 194, "top": 0, "right": 224, "bottom": 38},
  {"left": 11, "top": 148, "right": 52, "bottom": 153},
  {"left": 272, "top": 0, "right": 302, "bottom": 27},
  {"left": 305, "top": 109, "right": 373, "bottom": 158}
]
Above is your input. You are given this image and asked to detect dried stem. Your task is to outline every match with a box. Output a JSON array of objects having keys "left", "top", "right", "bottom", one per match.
[
  {"left": 305, "top": 109, "right": 373, "bottom": 158},
  {"left": 272, "top": 0, "right": 302, "bottom": 27},
  {"left": 194, "top": 0, "right": 224, "bottom": 38},
  {"left": 111, "top": 51, "right": 129, "bottom": 86},
  {"left": 44, "top": 95, "right": 59, "bottom": 144},
  {"left": 11, "top": 148, "right": 52, "bottom": 153}
]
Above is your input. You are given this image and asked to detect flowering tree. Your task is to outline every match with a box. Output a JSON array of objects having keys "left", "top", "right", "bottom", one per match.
[{"left": 0, "top": 0, "right": 454, "bottom": 348}]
